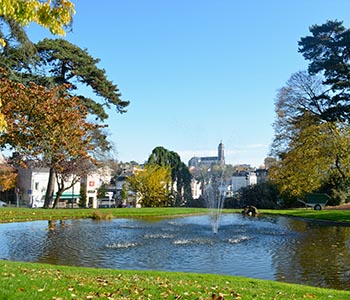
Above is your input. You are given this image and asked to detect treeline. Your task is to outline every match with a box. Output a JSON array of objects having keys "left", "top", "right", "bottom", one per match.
[{"left": 268, "top": 20, "right": 350, "bottom": 206}]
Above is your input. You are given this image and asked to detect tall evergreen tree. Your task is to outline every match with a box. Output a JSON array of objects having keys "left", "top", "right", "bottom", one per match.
[
  {"left": 14, "top": 38, "right": 129, "bottom": 120},
  {"left": 299, "top": 20, "right": 350, "bottom": 122}
]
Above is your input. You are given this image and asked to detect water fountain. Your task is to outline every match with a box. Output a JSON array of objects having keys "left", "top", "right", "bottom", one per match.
[{"left": 204, "top": 169, "right": 226, "bottom": 234}]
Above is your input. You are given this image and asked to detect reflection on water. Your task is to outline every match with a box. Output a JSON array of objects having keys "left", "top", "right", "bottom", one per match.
[{"left": 0, "top": 214, "right": 350, "bottom": 290}]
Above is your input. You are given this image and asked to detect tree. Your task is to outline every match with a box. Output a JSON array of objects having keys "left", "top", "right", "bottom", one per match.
[
  {"left": 0, "top": 162, "right": 16, "bottom": 191},
  {"left": 271, "top": 71, "right": 328, "bottom": 157},
  {"left": 0, "top": 0, "right": 75, "bottom": 40},
  {"left": 237, "top": 182, "right": 280, "bottom": 209},
  {"left": 97, "top": 182, "right": 108, "bottom": 199},
  {"left": 270, "top": 20, "right": 350, "bottom": 203},
  {"left": 0, "top": 0, "right": 75, "bottom": 130},
  {"left": 298, "top": 20, "right": 350, "bottom": 122},
  {"left": 148, "top": 146, "right": 192, "bottom": 206},
  {"left": 1, "top": 38, "right": 129, "bottom": 158},
  {"left": 0, "top": 74, "right": 100, "bottom": 207},
  {"left": 33, "top": 38, "right": 129, "bottom": 119},
  {"left": 120, "top": 182, "right": 128, "bottom": 206},
  {"left": 270, "top": 110, "right": 350, "bottom": 200},
  {"left": 270, "top": 70, "right": 350, "bottom": 201},
  {"left": 127, "top": 164, "right": 171, "bottom": 207},
  {"left": 1, "top": 38, "right": 129, "bottom": 119},
  {"left": 79, "top": 182, "right": 87, "bottom": 208},
  {"left": 52, "top": 158, "right": 95, "bottom": 208}
]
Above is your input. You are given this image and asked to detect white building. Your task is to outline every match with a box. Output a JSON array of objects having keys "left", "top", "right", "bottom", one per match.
[
  {"left": 191, "top": 178, "right": 202, "bottom": 199},
  {"left": 17, "top": 164, "right": 102, "bottom": 208},
  {"left": 231, "top": 171, "right": 257, "bottom": 192}
]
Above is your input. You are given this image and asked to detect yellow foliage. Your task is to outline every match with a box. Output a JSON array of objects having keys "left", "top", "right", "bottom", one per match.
[
  {"left": 127, "top": 164, "right": 172, "bottom": 207},
  {"left": 0, "top": 0, "right": 75, "bottom": 45},
  {"left": 270, "top": 120, "right": 350, "bottom": 197}
]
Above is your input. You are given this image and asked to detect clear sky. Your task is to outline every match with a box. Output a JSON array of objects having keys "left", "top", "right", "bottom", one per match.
[{"left": 26, "top": 0, "right": 350, "bottom": 167}]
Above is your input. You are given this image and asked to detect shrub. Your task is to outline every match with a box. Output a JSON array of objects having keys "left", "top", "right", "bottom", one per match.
[{"left": 91, "top": 210, "right": 113, "bottom": 221}]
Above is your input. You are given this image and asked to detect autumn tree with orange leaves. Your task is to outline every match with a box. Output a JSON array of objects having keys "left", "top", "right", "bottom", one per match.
[
  {"left": 0, "top": 163, "right": 16, "bottom": 191},
  {"left": 0, "top": 0, "right": 76, "bottom": 130},
  {"left": 0, "top": 74, "right": 102, "bottom": 207}
]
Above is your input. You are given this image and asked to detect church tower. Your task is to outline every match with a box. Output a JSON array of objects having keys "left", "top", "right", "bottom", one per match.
[{"left": 218, "top": 141, "right": 225, "bottom": 166}]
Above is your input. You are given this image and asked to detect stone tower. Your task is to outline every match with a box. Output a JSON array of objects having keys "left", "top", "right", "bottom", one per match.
[{"left": 218, "top": 141, "right": 225, "bottom": 165}]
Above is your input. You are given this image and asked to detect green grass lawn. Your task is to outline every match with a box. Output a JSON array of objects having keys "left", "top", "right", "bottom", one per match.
[
  {"left": 0, "top": 207, "right": 217, "bottom": 223},
  {"left": 1, "top": 207, "right": 350, "bottom": 299},
  {"left": 0, "top": 206, "right": 349, "bottom": 224},
  {"left": 1, "top": 260, "right": 350, "bottom": 300},
  {"left": 260, "top": 208, "right": 350, "bottom": 223}
]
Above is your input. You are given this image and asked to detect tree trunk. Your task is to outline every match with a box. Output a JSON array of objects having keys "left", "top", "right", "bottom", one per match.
[
  {"left": 52, "top": 189, "right": 63, "bottom": 209},
  {"left": 44, "top": 167, "right": 55, "bottom": 208}
]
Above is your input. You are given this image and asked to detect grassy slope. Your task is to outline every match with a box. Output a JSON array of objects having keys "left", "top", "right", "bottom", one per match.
[
  {"left": 261, "top": 209, "right": 350, "bottom": 223},
  {"left": 0, "top": 207, "right": 216, "bottom": 223},
  {"left": 1, "top": 260, "right": 350, "bottom": 300},
  {"left": 0, "top": 207, "right": 349, "bottom": 224}
]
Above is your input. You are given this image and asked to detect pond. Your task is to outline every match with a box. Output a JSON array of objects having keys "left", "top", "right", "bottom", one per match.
[{"left": 0, "top": 214, "right": 350, "bottom": 290}]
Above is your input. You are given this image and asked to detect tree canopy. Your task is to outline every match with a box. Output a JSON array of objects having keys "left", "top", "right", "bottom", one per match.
[
  {"left": 0, "top": 73, "right": 100, "bottom": 207},
  {"left": 127, "top": 164, "right": 171, "bottom": 207},
  {"left": 0, "top": 0, "right": 75, "bottom": 39},
  {"left": 271, "top": 20, "right": 350, "bottom": 204},
  {"left": 34, "top": 38, "right": 129, "bottom": 118},
  {"left": 298, "top": 20, "right": 350, "bottom": 122},
  {"left": 0, "top": 0, "right": 75, "bottom": 131},
  {"left": 2, "top": 38, "right": 129, "bottom": 120},
  {"left": 0, "top": 38, "right": 129, "bottom": 159},
  {"left": 148, "top": 146, "right": 192, "bottom": 206},
  {"left": 0, "top": 161, "right": 16, "bottom": 191}
]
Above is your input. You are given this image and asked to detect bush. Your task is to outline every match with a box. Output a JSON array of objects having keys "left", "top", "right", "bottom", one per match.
[
  {"left": 184, "top": 196, "right": 206, "bottom": 208},
  {"left": 91, "top": 210, "right": 113, "bottom": 221},
  {"left": 237, "top": 182, "right": 280, "bottom": 209}
]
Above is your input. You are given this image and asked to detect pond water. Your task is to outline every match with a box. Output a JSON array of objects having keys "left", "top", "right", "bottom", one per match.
[{"left": 1, "top": 214, "right": 350, "bottom": 290}]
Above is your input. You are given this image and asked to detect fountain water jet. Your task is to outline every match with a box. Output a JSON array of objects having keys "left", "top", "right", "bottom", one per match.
[{"left": 204, "top": 168, "right": 226, "bottom": 234}]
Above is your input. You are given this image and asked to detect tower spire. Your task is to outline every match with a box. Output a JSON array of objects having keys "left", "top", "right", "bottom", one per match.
[{"left": 218, "top": 141, "right": 225, "bottom": 165}]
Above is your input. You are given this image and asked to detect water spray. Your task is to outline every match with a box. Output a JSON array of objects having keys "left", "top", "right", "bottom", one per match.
[{"left": 205, "top": 166, "right": 226, "bottom": 234}]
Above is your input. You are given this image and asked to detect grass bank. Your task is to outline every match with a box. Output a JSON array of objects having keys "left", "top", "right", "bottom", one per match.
[
  {"left": 1, "top": 260, "right": 350, "bottom": 300},
  {"left": 0, "top": 207, "right": 221, "bottom": 223},
  {"left": 0, "top": 207, "right": 349, "bottom": 224},
  {"left": 260, "top": 209, "right": 350, "bottom": 224}
]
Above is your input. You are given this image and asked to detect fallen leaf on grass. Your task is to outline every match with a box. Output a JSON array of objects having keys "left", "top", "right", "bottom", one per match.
[
  {"left": 304, "top": 293, "right": 317, "bottom": 298},
  {"left": 212, "top": 293, "right": 224, "bottom": 299}
]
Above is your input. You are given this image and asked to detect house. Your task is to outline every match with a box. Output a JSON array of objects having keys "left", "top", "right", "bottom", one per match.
[
  {"left": 231, "top": 171, "right": 257, "bottom": 192},
  {"left": 16, "top": 163, "right": 101, "bottom": 208},
  {"left": 256, "top": 168, "right": 269, "bottom": 183},
  {"left": 190, "top": 177, "right": 202, "bottom": 199}
]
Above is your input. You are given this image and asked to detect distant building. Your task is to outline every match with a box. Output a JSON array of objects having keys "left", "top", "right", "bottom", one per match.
[
  {"left": 255, "top": 168, "right": 269, "bottom": 183},
  {"left": 188, "top": 142, "right": 225, "bottom": 167},
  {"left": 231, "top": 171, "right": 257, "bottom": 192},
  {"left": 190, "top": 178, "right": 202, "bottom": 199}
]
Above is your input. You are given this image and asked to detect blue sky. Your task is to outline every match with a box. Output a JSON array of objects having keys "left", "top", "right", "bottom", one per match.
[{"left": 26, "top": 0, "right": 350, "bottom": 167}]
